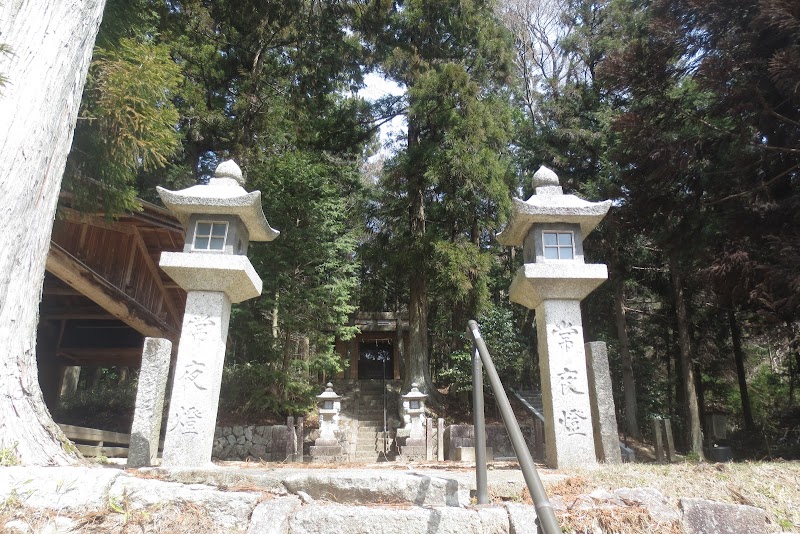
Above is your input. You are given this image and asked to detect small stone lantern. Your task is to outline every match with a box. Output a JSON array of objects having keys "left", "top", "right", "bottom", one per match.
[
  {"left": 497, "top": 166, "right": 611, "bottom": 469},
  {"left": 310, "top": 383, "right": 345, "bottom": 462},
  {"left": 157, "top": 160, "right": 279, "bottom": 467},
  {"left": 398, "top": 383, "right": 428, "bottom": 460}
]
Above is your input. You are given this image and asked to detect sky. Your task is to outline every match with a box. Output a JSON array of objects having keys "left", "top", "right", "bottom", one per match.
[{"left": 358, "top": 72, "right": 407, "bottom": 157}]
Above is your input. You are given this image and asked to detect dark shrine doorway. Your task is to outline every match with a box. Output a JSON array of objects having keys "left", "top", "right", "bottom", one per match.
[{"left": 358, "top": 340, "right": 393, "bottom": 379}]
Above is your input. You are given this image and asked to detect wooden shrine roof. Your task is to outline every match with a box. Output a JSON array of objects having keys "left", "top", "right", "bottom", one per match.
[{"left": 41, "top": 197, "right": 187, "bottom": 366}]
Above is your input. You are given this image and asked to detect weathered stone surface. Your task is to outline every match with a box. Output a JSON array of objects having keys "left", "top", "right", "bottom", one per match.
[
  {"left": 246, "top": 496, "right": 301, "bottom": 534},
  {"left": 477, "top": 507, "right": 512, "bottom": 534},
  {"left": 288, "top": 504, "right": 507, "bottom": 534},
  {"left": 0, "top": 467, "right": 121, "bottom": 512},
  {"left": 282, "top": 471, "right": 467, "bottom": 507},
  {"left": 109, "top": 476, "right": 259, "bottom": 531},
  {"left": 509, "top": 263, "right": 609, "bottom": 309},
  {"left": 496, "top": 169, "right": 611, "bottom": 247},
  {"left": 162, "top": 290, "right": 231, "bottom": 467},
  {"left": 157, "top": 160, "right": 279, "bottom": 243},
  {"left": 143, "top": 467, "right": 289, "bottom": 493},
  {"left": 505, "top": 503, "right": 539, "bottom": 534},
  {"left": 584, "top": 341, "right": 622, "bottom": 464},
  {"left": 455, "top": 446, "right": 494, "bottom": 462},
  {"left": 128, "top": 337, "right": 172, "bottom": 468},
  {"left": 680, "top": 498, "right": 767, "bottom": 534},
  {"left": 160, "top": 252, "right": 262, "bottom": 303},
  {"left": 444, "top": 424, "right": 536, "bottom": 461},
  {"left": 536, "top": 299, "right": 597, "bottom": 468},
  {"left": 614, "top": 487, "right": 680, "bottom": 524}
]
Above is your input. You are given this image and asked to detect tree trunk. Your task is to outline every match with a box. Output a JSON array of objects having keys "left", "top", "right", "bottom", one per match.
[
  {"left": 668, "top": 254, "right": 704, "bottom": 459},
  {"left": 728, "top": 309, "right": 755, "bottom": 431},
  {"left": 0, "top": 0, "right": 107, "bottom": 465},
  {"left": 611, "top": 251, "right": 641, "bottom": 439},
  {"left": 405, "top": 120, "right": 433, "bottom": 393}
]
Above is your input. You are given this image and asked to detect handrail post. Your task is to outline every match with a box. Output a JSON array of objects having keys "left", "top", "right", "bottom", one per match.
[
  {"left": 472, "top": 343, "right": 489, "bottom": 504},
  {"left": 468, "top": 320, "right": 560, "bottom": 534}
]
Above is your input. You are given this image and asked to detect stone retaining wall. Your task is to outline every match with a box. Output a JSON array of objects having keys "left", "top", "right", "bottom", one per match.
[
  {"left": 212, "top": 424, "right": 292, "bottom": 461},
  {"left": 444, "top": 424, "right": 539, "bottom": 461},
  {"left": 212, "top": 422, "right": 537, "bottom": 462}
]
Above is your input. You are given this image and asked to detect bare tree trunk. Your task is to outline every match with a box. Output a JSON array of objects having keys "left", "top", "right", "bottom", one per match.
[
  {"left": 405, "top": 121, "right": 433, "bottom": 393},
  {"left": 668, "top": 254, "right": 704, "bottom": 459},
  {"left": 611, "top": 251, "right": 641, "bottom": 439},
  {"left": 728, "top": 309, "right": 755, "bottom": 431},
  {"left": 0, "top": 0, "right": 107, "bottom": 465}
]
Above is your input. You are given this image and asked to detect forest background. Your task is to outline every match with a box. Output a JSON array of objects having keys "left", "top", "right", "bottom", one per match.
[{"left": 42, "top": 0, "right": 800, "bottom": 459}]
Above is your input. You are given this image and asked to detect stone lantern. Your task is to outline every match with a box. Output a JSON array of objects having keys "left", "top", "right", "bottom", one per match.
[
  {"left": 310, "top": 383, "right": 345, "bottom": 462},
  {"left": 398, "top": 383, "right": 428, "bottom": 460},
  {"left": 157, "top": 160, "right": 279, "bottom": 467},
  {"left": 497, "top": 166, "right": 611, "bottom": 468}
]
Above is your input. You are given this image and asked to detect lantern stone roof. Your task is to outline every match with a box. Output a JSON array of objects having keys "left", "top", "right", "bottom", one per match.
[
  {"left": 317, "top": 383, "right": 341, "bottom": 401},
  {"left": 497, "top": 166, "right": 611, "bottom": 247},
  {"left": 402, "top": 383, "right": 428, "bottom": 401},
  {"left": 156, "top": 160, "right": 279, "bottom": 242}
]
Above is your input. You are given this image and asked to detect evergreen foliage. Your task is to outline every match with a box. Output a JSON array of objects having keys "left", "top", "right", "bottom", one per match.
[{"left": 52, "top": 0, "right": 800, "bottom": 452}]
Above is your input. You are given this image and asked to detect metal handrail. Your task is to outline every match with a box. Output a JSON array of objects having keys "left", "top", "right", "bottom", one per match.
[{"left": 467, "top": 320, "right": 560, "bottom": 534}]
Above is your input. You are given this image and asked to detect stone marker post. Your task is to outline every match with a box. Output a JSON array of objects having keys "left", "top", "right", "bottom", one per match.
[
  {"left": 128, "top": 337, "right": 172, "bottom": 467},
  {"left": 585, "top": 341, "right": 622, "bottom": 463},
  {"left": 662, "top": 418, "right": 676, "bottom": 463},
  {"left": 437, "top": 418, "right": 445, "bottom": 461},
  {"left": 157, "top": 160, "right": 279, "bottom": 467},
  {"left": 652, "top": 418, "right": 665, "bottom": 463},
  {"left": 497, "top": 166, "right": 611, "bottom": 469}
]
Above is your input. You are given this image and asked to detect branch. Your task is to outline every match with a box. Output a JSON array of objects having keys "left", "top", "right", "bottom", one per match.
[{"left": 704, "top": 163, "right": 800, "bottom": 206}]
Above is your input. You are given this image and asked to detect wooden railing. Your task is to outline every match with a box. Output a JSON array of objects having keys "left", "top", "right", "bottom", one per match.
[{"left": 58, "top": 423, "right": 131, "bottom": 458}]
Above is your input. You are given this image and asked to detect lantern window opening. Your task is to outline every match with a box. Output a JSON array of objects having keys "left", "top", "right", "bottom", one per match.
[
  {"left": 409, "top": 400, "right": 421, "bottom": 410},
  {"left": 193, "top": 221, "right": 229, "bottom": 251},
  {"left": 543, "top": 230, "right": 575, "bottom": 260},
  {"left": 323, "top": 400, "right": 334, "bottom": 410}
]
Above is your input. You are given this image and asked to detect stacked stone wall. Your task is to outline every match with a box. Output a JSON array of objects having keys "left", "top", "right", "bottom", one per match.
[
  {"left": 444, "top": 424, "right": 539, "bottom": 461},
  {"left": 212, "top": 425, "right": 290, "bottom": 461}
]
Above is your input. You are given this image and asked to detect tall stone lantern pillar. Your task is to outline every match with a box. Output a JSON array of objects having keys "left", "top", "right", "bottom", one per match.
[
  {"left": 497, "top": 166, "right": 611, "bottom": 468},
  {"left": 157, "top": 160, "right": 279, "bottom": 467}
]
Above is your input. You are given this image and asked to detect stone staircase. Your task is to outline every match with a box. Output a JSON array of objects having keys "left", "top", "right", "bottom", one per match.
[
  {"left": 513, "top": 388, "right": 544, "bottom": 419},
  {"left": 353, "top": 380, "right": 399, "bottom": 462}
]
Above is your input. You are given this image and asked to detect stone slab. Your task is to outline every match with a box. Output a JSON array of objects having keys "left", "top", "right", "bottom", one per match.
[
  {"left": 159, "top": 252, "right": 262, "bottom": 303},
  {"left": 455, "top": 446, "right": 494, "bottom": 462},
  {"left": 162, "top": 291, "right": 231, "bottom": 467},
  {"left": 584, "top": 341, "right": 622, "bottom": 463},
  {"left": 246, "top": 496, "right": 302, "bottom": 534},
  {"left": 0, "top": 467, "right": 121, "bottom": 512},
  {"left": 536, "top": 299, "right": 597, "bottom": 468},
  {"left": 652, "top": 418, "right": 665, "bottom": 463},
  {"left": 282, "top": 471, "right": 468, "bottom": 507},
  {"left": 288, "top": 504, "right": 508, "bottom": 534},
  {"left": 510, "top": 263, "right": 608, "bottom": 310},
  {"left": 680, "top": 498, "right": 767, "bottom": 534},
  {"left": 662, "top": 418, "right": 677, "bottom": 462},
  {"left": 506, "top": 502, "right": 540, "bottom": 534},
  {"left": 128, "top": 337, "right": 172, "bottom": 468},
  {"left": 614, "top": 487, "right": 680, "bottom": 524},
  {"left": 109, "top": 476, "right": 259, "bottom": 531}
]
